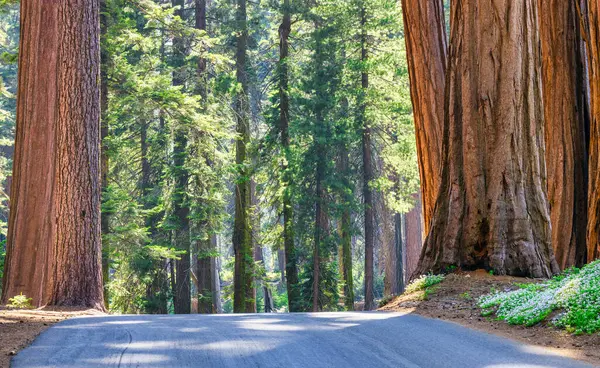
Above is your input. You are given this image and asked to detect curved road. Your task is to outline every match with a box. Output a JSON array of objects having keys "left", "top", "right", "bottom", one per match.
[{"left": 12, "top": 312, "right": 595, "bottom": 368}]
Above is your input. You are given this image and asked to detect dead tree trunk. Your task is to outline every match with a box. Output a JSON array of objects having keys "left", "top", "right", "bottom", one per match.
[
  {"left": 415, "top": 0, "right": 559, "bottom": 278},
  {"left": 400, "top": 0, "right": 447, "bottom": 236},
  {"left": 587, "top": 0, "right": 600, "bottom": 261},
  {"left": 2, "top": 0, "right": 104, "bottom": 309},
  {"left": 540, "top": 0, "right": 589, "bottom": 269}
]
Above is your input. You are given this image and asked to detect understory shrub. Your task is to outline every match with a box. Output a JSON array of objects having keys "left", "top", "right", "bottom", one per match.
[
  {"left": 479, "top": 260, "right": 600, "bottom": 334},
  {"left": 7, "top": 293, "right": 33, "bottom": 309},
  {"left": 405, "top": 274, "right": 445, "bottom": 294}
]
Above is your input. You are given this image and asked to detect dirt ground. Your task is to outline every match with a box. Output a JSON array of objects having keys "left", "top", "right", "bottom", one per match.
[
  {"left": 0, "top": 307, "right": 103, "bottom": 368},
  {"left": 380, "top": 270, "right": 600, "bottom": 366}
]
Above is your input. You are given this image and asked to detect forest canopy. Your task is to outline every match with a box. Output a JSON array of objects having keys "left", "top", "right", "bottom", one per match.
[{"left": 0, "top": 0, "right": 421, "bottom": 313}]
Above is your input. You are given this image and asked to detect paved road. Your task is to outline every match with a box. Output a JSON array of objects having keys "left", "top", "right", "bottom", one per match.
[{"left": 12, "top": 312, "right": 595, "bottom": 368}]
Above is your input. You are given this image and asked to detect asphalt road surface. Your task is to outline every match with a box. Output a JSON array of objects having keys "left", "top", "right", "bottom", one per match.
[{"left": 12, "top": 312, "right": 596, "bottom": 368}]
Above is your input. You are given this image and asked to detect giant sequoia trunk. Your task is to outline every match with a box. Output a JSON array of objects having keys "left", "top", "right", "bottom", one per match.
[
  {"left": 279, "top": 0, "right": 301, "bottom": 312},
  {"left": 232, "top": 0, "right": 255, "bottom": 313},
  {"left": 401, "top": 0, "right": 447, "bottom": 236},
  {"left": 588, "top": 0, "right": 600, "bottom": 261},
  {"left": 1, "top": 0, "right": 104, "bottom": 309},
  {"left": 540, "top": 0, "right": 589, "bottom": 269},
  {"left": 415, "top": 0, "right": 559, "bottom": 278}
]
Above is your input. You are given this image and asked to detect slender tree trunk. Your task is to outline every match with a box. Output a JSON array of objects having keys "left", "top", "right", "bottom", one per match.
[
  {"left": 400, "top": 0, "right": 447, "bottom": 236},
  {"left": 394, "top": 212, "right": 404, "bottom": 294},
  {"left": 360, "top": 5, "right": 375, "bottom": 311},
  {"left": 1, "top": 0, "right": 104, "bottom": 309},
  {"left": 540, "top": 0, "right": 589, "bottom": 269},
  {"left": 338, "top": 138, "right": 354, "bottom": 310},
  {"left": 415, "top": 0, "right": 559, "bottom": 278},
  {"left": 587, "top": 0, "right": 600, "bottom": 261},
  {"left": 312, "top": 151, "right": 326, "bottom": 312},
  {"left": 171, "top": 0, "right": 191, "bottom": 314},
  {"left": 233, "top": 0, "right": 255, "bottom": 313},
  {"left": 100, "top": 0, "right": 110, "bottom": 309},
  {"left": 211, "top": 238, "right": 222, "bottom": 313},
  {"left": 404, "top": 193, "right": 422, "bottom": 279},
  {"left": 310, "top": 19, "right": 331, "bottom": 313},
  {"left": 279, "top": 0, "right": 300, "bottom": 313},
  {"left": 383, "top": 205, "right": 397, "bottom": 297},
  {"left": 193, "top": 0, "right": 220, "bottom": 314}
]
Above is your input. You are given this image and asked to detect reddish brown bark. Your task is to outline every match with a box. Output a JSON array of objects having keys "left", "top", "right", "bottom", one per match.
[
  {"left": 404, "top": 193, "right": 423, "bottom": 280},
  {"left": 588, "top": 0, "right": 600, "bottom": 261},
  {"left": 401, "top": 0, "right": 447, "bottom": 236},
  {"left": 2, "top": 0, "right": 104, "bottom": 309},
  {"left": 539, "top": 0, "right": 589, "bottom": 269},
  {"left": 415, "top": 0, "right": 559, "bottom": 278}
]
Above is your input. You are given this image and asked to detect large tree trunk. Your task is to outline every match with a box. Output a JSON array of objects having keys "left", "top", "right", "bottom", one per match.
[
  {"left": 279, "top": 0, "right": 301, "bottom": 313},
  {"left": 171, "top": 0, "right": 191, "bottom": 314},
  {"left": 232, "top": 0, "right": 255, "bottom": 313},
  {"left": 401, "top": 0, "right": 447, "bottom": 236},
  {"left": 415, "top": 0, "right": 559, "bottom": 278},
  {"left": 539, "top": 0, "right": 589, "bottom": 269},
  {"left": 360, "top": 5, "right": 375, "bottom": 311},
  {"left": 587, "top": 0, "right": 600, "bottom": 261},
  {"left": 1, "top": 0, "right": 104, "bottom": 309}
]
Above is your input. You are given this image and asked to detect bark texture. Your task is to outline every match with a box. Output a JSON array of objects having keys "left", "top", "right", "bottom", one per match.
[
  {"left": 404, "top": 193, "right": 423, "bottom": 279},
  {"left": 401, "top": 0, "right": 447, "bottom": 236},
  {"left": 540, "top": 0, "right": 589, "bottom": 269},
  {"left": 2, "top": 0, "right": 104, "bottom": 309},
  {"left": 415, "top": 0, "right": 559, "bottom": 278},
  {"left": 588, "top": 0, "right": 600, "bottom": 261}
]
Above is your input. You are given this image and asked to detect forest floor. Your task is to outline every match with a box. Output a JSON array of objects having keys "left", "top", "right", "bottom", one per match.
[
  {"left": 0, "top": 307, "right": 103, "bottom": 367},
  {"left": 379, "top": 270, "right": 600, "bottom": 366}
]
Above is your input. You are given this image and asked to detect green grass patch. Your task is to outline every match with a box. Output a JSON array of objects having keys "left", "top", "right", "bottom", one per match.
[{"left": 479, "top": 260, "right": 600, "bottom": 334}]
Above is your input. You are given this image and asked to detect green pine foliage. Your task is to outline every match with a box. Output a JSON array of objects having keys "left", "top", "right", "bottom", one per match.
[{"left": 0, "top": 0, "right": 419, "bottom": 312}]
